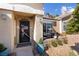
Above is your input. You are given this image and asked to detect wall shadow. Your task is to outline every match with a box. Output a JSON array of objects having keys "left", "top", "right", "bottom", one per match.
[{"left": 70, "top": 43, "right": 79, "bottom": 55}]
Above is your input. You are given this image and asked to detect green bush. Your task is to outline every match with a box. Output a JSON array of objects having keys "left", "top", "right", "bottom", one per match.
[
  {"left": 66, "top": 4, "right": 79, "bottom": 34},
  {"left": 38, "top": 38, "right": 43, "bottom": 44},
  {"left": 0, "top": 43, "right": 6, "bottom": 51},
  {"left": 63, "top": 39, "right": 68, "bottom": 44},
  {"left": 57, "top": 40, "right": 63, "bottom": 46},
  {"left": 52, "top": 40, "right": 58, "bottom": 47}
]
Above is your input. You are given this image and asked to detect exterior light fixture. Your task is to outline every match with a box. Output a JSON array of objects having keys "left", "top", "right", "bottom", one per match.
[{"left": 0, "top": 14, "right": 7, "bottom": 20}]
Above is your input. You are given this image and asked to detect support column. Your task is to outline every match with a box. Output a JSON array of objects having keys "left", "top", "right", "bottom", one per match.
[
  {"left": 59, "top": 20, "right": 63, "bottom": 33},
  {"left": 34, "top": 15, "right": 43, "bottom": 42},
  {"left": 11, "top": 12, "right": 17, "bottom": 53},
  {"left": 0, "top": 11, "right": 15, "bottom": 53}
]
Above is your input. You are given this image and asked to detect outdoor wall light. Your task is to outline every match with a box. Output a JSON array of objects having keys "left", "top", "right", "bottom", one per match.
[{"left": 0, "top": 14, "right": 7, "bottom": 20}]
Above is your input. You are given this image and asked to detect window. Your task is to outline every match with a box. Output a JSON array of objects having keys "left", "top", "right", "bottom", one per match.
[
  {"left": 43, "top": 23, "right": 52, "bottom": 34},
  {"left": 43, "top": 23, "right": 52, "bottom": 39},
  {"left": 62, "top": 21, "right": 67, "bottom": 32}
]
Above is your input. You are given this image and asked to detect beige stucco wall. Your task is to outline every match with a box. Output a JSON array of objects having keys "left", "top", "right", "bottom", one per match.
[
  {"left": 34, "top": 15, "right": 43, "bottom": 42},
  {"left": 0, "top": 10, "right": 15, "bottom": 53},
  {"left": 0, "top": 10, "right": 36, "bottom": 53},
  {"left": 53, "top": 21, "right": 60, "bottom": 33}
]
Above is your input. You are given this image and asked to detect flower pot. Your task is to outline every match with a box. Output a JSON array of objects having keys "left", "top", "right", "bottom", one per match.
[
  {"left": 0, "top": 48, "right": 9, "bottom": 56},
  {"left": 36, "top": 44, "right": 44, "bottom": 55}
]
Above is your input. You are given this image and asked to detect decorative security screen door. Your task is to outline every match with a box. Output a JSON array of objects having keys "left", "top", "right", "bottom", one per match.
[{"left": 19, "top": 20, "right": 30, "bottom": 43}]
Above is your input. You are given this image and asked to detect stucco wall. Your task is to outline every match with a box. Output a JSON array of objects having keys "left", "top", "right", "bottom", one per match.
[
  {"left": 34, "top": 15, "right": 43, "bottom": 42},
  {"left": 0, "top": 10, "right": 15, "bottom": 53},
  {"left": 53, "top": 21, "right": 60, "bottom": 33}
]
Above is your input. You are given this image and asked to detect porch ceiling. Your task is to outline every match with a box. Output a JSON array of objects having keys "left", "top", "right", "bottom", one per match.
[
  {"left": 0, "top": 9, "right": 35, "bottom": 17},
  {"left": 14, "top": 11, "right": 35, "bottom": 17}
]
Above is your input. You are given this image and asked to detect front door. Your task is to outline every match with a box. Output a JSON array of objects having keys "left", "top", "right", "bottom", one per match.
[{"left": 19, "top": 20, "right": 30, "bottom": 43}]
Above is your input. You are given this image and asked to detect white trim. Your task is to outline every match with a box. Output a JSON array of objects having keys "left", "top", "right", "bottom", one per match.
[
  {"left": 59, "top": 20, "right": 62, "bottom": 33},
  {"left": 59, "top": 20, "right": 67, "bottom": 33},
  {"left": 62, "top": 20, "right": 67, "bottom": 32}
]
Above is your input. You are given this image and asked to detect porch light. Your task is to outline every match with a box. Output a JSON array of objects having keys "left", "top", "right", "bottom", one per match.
[{"left": 0, "top": 14, "right": 7, "bottom": 20}]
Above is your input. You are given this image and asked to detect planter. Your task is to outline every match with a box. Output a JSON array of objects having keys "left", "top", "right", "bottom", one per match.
[
  {"left": 36, "top": 44, "right": 44, "bottom": 55},
  {"left": 0, "top": 48, "right": 9, "bottom": 56}
]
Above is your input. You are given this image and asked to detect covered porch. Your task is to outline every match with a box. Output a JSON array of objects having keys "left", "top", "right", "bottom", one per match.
[
  {"left": 12, "top": 11, "right": 43, "bottom": 55},
  {"left": 12, "top": 11, "right": 34, "bottom": 55},
  {"left": 13, "top": 11, "right": 43, "bottom": 45},
  {"left": 0, "top": 9, "right": 43, "bottom": 56},
  {"left": 0, "top": 3, "right": 44, "bottom": 56},
  {"left": 13, "top": 11, "right": 35, "bottom": 47}
]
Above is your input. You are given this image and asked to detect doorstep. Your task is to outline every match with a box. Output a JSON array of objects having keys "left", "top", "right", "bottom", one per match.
[{"left": 15, "top": 46, "right": 34, "bottom": 56}]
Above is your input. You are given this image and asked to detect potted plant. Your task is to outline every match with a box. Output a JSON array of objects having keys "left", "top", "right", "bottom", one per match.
[
  {"left": 0, "top": 43, "right": 9, "bottom": 56},
  {"left": 36, "top": 38, "right": 45, "bottom": 55}
]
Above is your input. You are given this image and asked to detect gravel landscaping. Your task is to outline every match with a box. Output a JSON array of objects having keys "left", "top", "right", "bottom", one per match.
[{"left": 44, "top": 37, "right": 79, "bottom": 56}]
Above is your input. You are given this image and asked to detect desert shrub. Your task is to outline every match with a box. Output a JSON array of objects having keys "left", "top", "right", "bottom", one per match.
[
  {"left": 52, "top": 40, "right": 58, "bottom": 47},
  {"left": 63, "top": 39, "right": 68, "bottom": 44},
  {"left": 38, "top": 38, "right": 43, "bottom": 44},
  {"left": 0, "top": 43, "right": 6, "bottom": 51},
  {"left": 57, "top": 39, "right": 63, "bottom": 46}
]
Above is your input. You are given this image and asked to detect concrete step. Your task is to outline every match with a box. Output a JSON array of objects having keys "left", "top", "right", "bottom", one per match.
[{"left": 16, "top": 46, "right": 33, "bottom": 56}]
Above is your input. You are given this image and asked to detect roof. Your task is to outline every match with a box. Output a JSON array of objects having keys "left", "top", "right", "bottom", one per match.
[
  {"left": 42, "top": 15, "right": 57, "bottom": 23},
  {"left": 43, "top": 14, "right": 57, "bottom": 20},
  {"left": 56, "top": 12, "right": 72, "bottom": 20},
  {"left": 0, "top": 3, "right": 44, "bottom": 15}
]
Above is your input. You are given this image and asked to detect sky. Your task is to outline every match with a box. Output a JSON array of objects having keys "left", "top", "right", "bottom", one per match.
[{"left": 44, "top": 3, "right": 77, "bottom": 16}]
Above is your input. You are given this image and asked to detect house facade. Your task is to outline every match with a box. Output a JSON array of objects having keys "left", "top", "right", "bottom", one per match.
[
  {"left": 54, "top": 12, "right": 73, "bottom": 34},
  {"left": 0, "top": 3, "right": 44, "bottom": 53},
  {"left": 0, "top": 3, "right": 73, "bottom": 55}
]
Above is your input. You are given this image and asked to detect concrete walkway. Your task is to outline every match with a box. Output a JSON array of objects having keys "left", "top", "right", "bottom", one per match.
[{"left": 15, "top": 46, "right": 34, "bottom": 56}]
